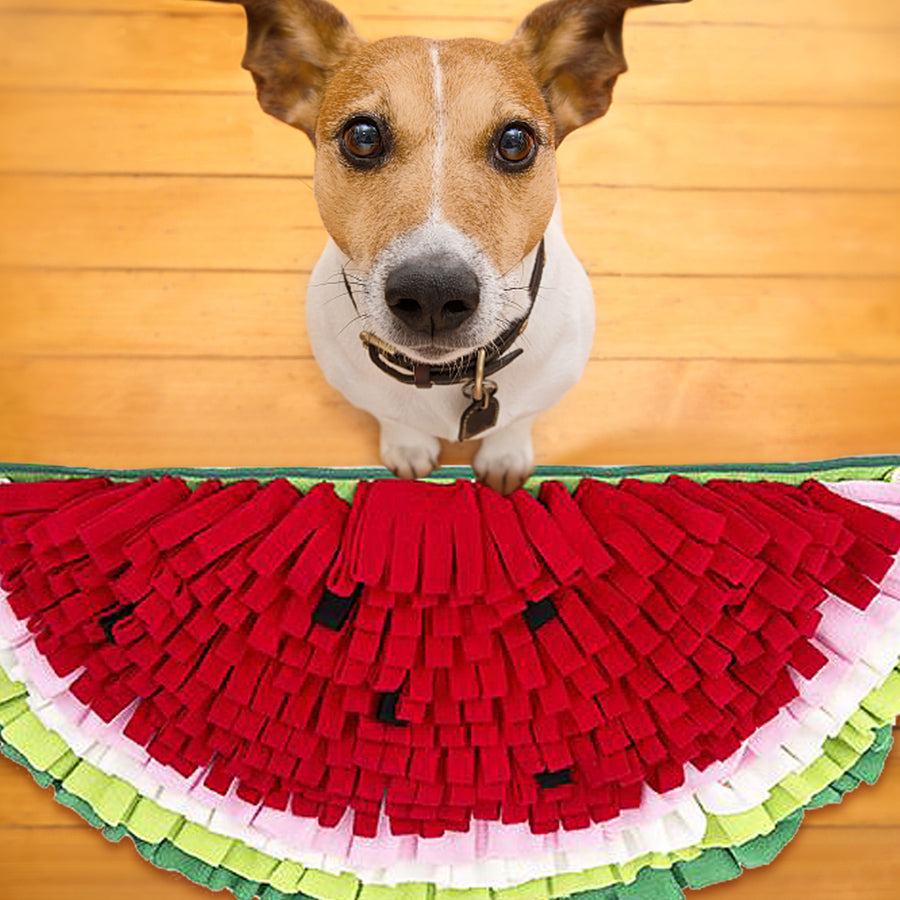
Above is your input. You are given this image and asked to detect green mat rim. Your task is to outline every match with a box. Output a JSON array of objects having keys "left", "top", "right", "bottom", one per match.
[
  {"left": 1, "top": 454, "right": 899, "bottom": 898},
  {"left": 1, "top": 454, "right": 898, "bottom": 484}
]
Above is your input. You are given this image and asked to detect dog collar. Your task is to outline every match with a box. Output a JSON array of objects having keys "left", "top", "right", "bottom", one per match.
[{"left": 356, "top": 238, "right": 546, "bottom": 391}]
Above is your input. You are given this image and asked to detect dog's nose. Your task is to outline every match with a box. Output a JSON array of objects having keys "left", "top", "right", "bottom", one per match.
[{"left": 384, "top": 255, "right": 480, "bottom": 334}]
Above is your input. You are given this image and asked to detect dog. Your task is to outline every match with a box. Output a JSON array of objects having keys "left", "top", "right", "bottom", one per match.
[{"left": 204, "top": 0, "right": 690, "bottom": 493}]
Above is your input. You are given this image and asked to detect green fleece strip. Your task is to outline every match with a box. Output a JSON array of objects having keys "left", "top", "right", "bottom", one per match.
[{"left": 0, "top": 660, "right": 896, "bottom": 900}]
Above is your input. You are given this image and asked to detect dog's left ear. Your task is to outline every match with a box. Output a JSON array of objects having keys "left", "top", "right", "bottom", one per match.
[
  {"left": 204, "top": 0, "right": 364, "bottom": 143},
  {"left": 508, "top": 0, "right": 690, "bottom": 145}
]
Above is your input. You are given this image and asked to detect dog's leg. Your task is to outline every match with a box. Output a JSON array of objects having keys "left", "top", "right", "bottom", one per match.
[
  {"left": 380, "top": 420, "right": 441, "bottom": 479},
  {"left": 473, "top": 416, "right": 537, "bottom": 495}
]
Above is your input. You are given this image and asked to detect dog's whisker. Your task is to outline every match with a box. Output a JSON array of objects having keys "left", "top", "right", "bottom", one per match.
[
  {"left": 311, "top": 276, "right": 362, "bottom": 291},
  {"left": 337, "top": 312, "right": 371, "bottom": 339},
  {"left": 337, "top": 264, "right": 365, "bottom": 316}
]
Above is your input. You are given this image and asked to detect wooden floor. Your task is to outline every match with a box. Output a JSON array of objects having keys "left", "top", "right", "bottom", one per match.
[{"left": 0, "top": 0, "right": 899, "bottom": 897}]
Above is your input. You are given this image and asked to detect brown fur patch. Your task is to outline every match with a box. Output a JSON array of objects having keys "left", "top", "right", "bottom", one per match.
[
  {"left": 313, "top": 38, "right": 438, "bottom": 270},
  {"left": 507, "top": 0, "right": 689, "bottom": 144},
  {"left": 236, "top": 0, "right": 364, "bottom": 140},
  {"left": 437, "top": 40, "right": 558, "bottom": 274}
]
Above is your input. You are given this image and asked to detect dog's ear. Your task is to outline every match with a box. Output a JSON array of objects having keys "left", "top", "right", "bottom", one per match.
[
  {"left": 205, "top": 0, "right": 364, "bottom": 142},
  {"left": 508, "top": 0, "right": 689, "bottom": 145}
]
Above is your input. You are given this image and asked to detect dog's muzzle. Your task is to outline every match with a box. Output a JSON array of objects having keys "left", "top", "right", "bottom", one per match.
[
  {"left": 357, "top": 239, "right": 545, "bottom": 390},
  {"left": 356, "top": 239, "right": 546, "bottom": 440},
  {"left": 384, "top": 253, "right": 480, "bottom": 334}
]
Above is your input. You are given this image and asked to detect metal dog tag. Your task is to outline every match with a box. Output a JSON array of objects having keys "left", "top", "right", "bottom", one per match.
[
  {"left": 458, "top": 350, "right": 500, "bottom": 441},
  {"left": 459, "top": 383, "right": 500, "bottom": 441}
]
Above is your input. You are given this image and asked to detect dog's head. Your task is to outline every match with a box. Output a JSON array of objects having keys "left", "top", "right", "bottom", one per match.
[{"left": 210, "top": 0, "right": 688, "bottom": 361}]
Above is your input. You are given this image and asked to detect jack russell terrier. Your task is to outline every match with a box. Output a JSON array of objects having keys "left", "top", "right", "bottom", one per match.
[{"left": 204, "top": 0, "right": 690, "bottom": 492}]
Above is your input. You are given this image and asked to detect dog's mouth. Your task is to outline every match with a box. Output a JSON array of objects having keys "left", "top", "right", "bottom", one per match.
[
  {"left": 363, "top": 330, "right": 494, "bottom": 366},
  {"left": 394, "top": 335, "right": 486, "bottom": 363}
]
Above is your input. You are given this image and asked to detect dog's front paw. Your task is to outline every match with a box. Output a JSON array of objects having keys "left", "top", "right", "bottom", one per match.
[
  {"left": 380, "top": 421, "right": 441, "bottom": 480},
  {"left": 473, "top": 420, "right": 536, "bottom": 495}
]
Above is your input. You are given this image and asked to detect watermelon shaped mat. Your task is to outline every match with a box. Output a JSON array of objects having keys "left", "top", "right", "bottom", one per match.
[{"left": 2, "top": 456, "right": 900, "bottom": 900}]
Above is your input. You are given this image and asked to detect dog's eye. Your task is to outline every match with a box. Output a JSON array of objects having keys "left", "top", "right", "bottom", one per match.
[
  {"left": 495, "top": 124, "right": 537, "bottom": 168},
  {"left": 341, "top": 118, "right": 386, "bottom": 164}
]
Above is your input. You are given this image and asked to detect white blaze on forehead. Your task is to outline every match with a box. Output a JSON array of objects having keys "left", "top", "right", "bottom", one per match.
[{"left": 429, "top": 41, "right": 445, "bottom": 221}]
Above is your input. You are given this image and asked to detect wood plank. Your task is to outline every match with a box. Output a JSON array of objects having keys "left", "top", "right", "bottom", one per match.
[
  {"left": 0, "top": 14, "right": 898, "bottom": 105},
  {"left": 0, "top": 762, "right": 90, "bottom": 829},
  {"left": 2, "top": 270, "right": 900, "bottom": 362},
  {"left": 561, "top": 104, "right": 900, "bottom": 191},
  {"left": 0, "top": 90, "right": 317, "bottom": 178},
  {"left": 0, "top": 358, "right": 897, "bottom": 470},
  {"left": 806, "top": 754, "right": 900, "bottom": 828},
  {"left": 0, "top": 826, "right": 215, "bottom": 900},
  {"left": 0, "top": 89, "right": 682, "bottom": 180},
  {"left": 0, "top": 270, "right": 308, "bottom": 358},
  {"left": 2, "top": 176, "right": 897, "bottom": 276},
  {"left": 564, "top": 187, "right": 900, "bottom": 277},
  {"left": 527, "top": 360, "right": 900, "bottom": 469},
  {"left": 590, "top": 276, "right": 900, "bottom": 361},
  {"left": 5, "top": 93, "right": 900, "bottom": 193},
  {"left": 0, "top": 174, "right": 326, "bottom": 272},
  {"left": 690, "top": 826, "right": 900, "bottom": 900},
  {"left": 2, "top": 0, "right": 900, "bottom": 29}
]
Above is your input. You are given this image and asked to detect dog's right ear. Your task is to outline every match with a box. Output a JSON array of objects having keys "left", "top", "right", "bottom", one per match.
[
  {"left": 508, "top": 0, "right": 690, "bottom": 145},
  {"left": 204, "top": 0, "right": 364, "bottom": 143}
]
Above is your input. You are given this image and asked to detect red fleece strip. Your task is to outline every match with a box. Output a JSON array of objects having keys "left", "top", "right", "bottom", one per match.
[{"left": 0, "top": 474, "right": 897, "bottom": 838}]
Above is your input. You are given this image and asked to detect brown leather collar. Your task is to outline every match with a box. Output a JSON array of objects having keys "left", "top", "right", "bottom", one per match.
[{"left": 357, "top": 238, "right": 546, "bottom": 389}]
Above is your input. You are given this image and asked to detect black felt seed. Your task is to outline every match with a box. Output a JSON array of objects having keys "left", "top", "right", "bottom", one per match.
[
  {"left": 535, "top": 767, "right": 573, "bottom": 789},
  {"left": 312, "top": 585, "right": 362, "bottom": 631},
  {"left": 523, "top": 597, "right": 558, "bottom": 632},
  {"left": 97, "top": 603, "right": 137, "bottom": 643},
  {"left": 376, "top": 690, "right": 408, "bottom": 727}
]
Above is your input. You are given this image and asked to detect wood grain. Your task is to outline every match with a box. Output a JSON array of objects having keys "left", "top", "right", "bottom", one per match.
[
  {"left": 1, "top": 357, "right": 898, "bottom": 469},
  {"left": 1, "top": 13, "right": 899, "bottom": 105},
  {"left": 0, "top": 0, "right": 899, "bottom": 898},
  {"left": 2, "top": 0, "right": 900, "bottom": 27},
  {"left": 2, "top": 270, "right": 900, "bottom": 362},
  {"left": 5, "top": 93, "right": 900, "bottom": 192},
  {"left": 3, "top": 176, "right": 898, "bottom": 276}
]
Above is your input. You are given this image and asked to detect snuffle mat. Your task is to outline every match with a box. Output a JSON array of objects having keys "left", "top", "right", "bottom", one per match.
[{"left": 2, "top": 455, "right": 900, "bottom": 900}]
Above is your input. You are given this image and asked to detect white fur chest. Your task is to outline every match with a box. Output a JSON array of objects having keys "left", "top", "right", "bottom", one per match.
[{"left": 306, "top": 205, "right": 594, "bottom": 445}]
